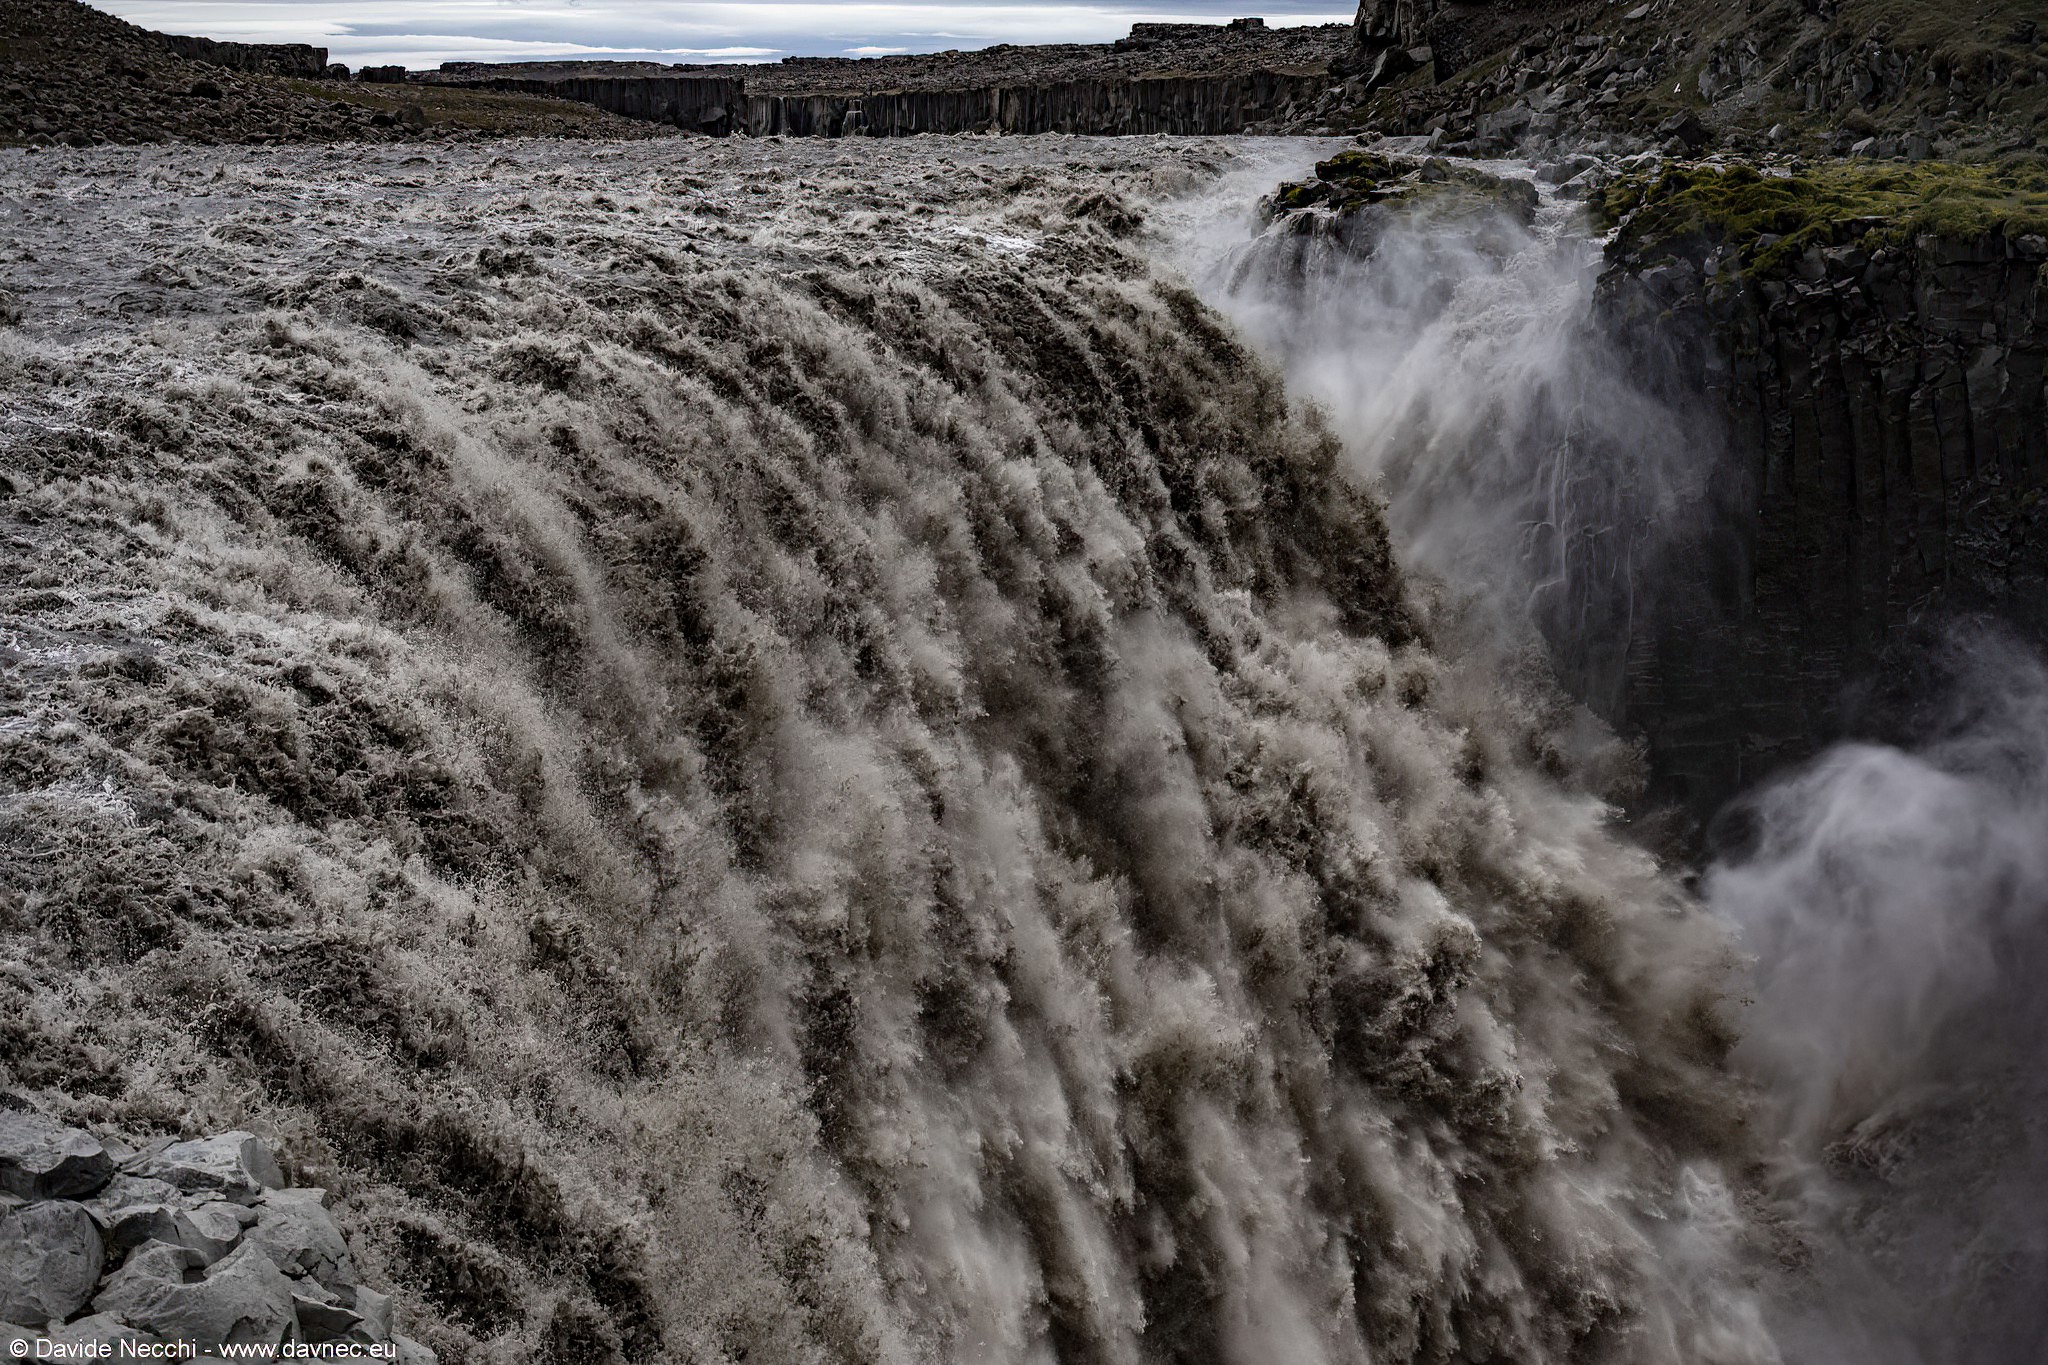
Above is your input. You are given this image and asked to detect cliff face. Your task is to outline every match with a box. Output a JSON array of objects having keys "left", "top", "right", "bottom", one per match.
[
  {"left": 445, "top": 70, "right": 1328, "bottom": 137},
  {"left": 1596, "top": 169, "right": 2048, "bottom": 816},
  {"left": 160, "top": 35, "right": 330, "bottom": 80},
  {"left": 472, "top": 75, "right": 745, "bottom": 133},
  {"left": 1332, "top": 0, "right": 2046, "bottom": 161},
  {"left": 746, "top": 71, "right": 1331, "bottom": 137}
]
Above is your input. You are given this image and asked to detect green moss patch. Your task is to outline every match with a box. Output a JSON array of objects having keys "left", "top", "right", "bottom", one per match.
[
  {"left": 1597, "top": 159, "right": 2048, "bottom": 274},
  {"left": 1266, "top": 149, "right": 1540, "bottom": 225}
]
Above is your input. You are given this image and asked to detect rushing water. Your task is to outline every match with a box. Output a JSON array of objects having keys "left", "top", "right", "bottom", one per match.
[
  {"left": 1191, "top": 154, "right": 2048, "bottom": 1365},
  {"left": 0, "top": 133, "right": 2034, "bottom": 1364}
]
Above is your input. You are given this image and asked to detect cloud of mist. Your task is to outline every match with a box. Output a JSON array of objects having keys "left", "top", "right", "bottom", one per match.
[
  {"left": 1171, "top": 155, "right": 2048, "bottom": 1365},
  {"left": 1706, "top": 627, "right": 2048, "bottom": 1365},
  {"left": 1178, "top": 165, "right": 1728, "bottom": 733}
]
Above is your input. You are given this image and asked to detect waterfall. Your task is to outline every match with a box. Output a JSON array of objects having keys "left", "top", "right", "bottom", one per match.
[
  {"left": 0, "top": 135, "right": 1885, "bottom": 1364},
  {"left": 1192, "top": 149, "right": 2048, "bottom": 1365}
]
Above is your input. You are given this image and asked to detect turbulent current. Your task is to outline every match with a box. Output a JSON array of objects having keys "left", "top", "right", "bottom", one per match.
[{"left": 0, "top": 135, "right": 2034, "bottom": 1364}]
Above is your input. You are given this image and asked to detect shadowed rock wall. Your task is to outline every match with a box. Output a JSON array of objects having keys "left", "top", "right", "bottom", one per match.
[
  {"left": 161, "top": 34, "right": 329, "bottom": 79},
  {"left": 746, "top": 71, "right": 1329, "bottom": 136},
  {"left": 472, "top": 75, "right": 747, "bottom": 132},
  {"left": 1600, "top": 230, "right": 2048, "bottom": 816},
  {"left": 458, "top": 70, "right": 1327, "bottom": 137}
]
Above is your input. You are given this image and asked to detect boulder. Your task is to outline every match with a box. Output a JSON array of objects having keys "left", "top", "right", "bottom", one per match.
[
  {"left": 339, "top": 1282, "right": 394, "bottom": 1341},
  {"left": 248, "top": 1189, "right": 355, "bottom": 1285},
  {"left": 0, "top": 1200, "right": 105, "bottom": 1325},
  {"left": 95, "top": 1241, "right": 295, "bottom": 1350},
  {"left": 93, "top": 1240, "right": 207, "bottom": 1320},
  {"left": 84, "top": 1176, "right": 190, "bottom": 1256},
  {"left": 48, "top": 1312, "right": 160, "bottom": 1351},
  {"left": 134, "top": 1134, "right": 285, "bottom": 1205},
  {"left": 0, "top": 1110, "right": 115, "bottom": 1200},
  {"left": 176, "top": 1203, "right": 248, "bottom": 1264},
  {"left": 394, "top": 1336, "right": 439, "bottom": 1364},
  {"left": 292, "top": 1287, "right": 365, "bottom": 1343}
]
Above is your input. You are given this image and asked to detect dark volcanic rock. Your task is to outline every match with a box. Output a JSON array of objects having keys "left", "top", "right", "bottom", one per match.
[
  {"left": 0, "top": 1110, "right": 113, "bottom": 1200},
  {"left": 0, "top": 1201, "right": 104, "bottom": 1325},
  {"left": 162, "top": 34, "right": 329, "bottom": 79},
  {"left": 424, "top": 22, "right": 1352, "bottom": 137},
  {"left": 1595, "top": 167, "right": 2048, "bottom": 814}
]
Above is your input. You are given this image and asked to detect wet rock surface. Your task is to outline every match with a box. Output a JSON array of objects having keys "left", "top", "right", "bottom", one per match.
[
  {"left": 0, "top": 1108, "right": 432, "bottom": 1359},
  {"left": 1596, "top": 175, "right": 2048, "bottom": 815}
]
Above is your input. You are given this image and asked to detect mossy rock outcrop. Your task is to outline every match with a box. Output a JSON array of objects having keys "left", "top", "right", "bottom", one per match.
[
  {"left": 1596, "top": 158, "right": 2048, "bottom": 277},
  {"left": 1262, "top": 148, "right": 1540, "bottom": 230}
]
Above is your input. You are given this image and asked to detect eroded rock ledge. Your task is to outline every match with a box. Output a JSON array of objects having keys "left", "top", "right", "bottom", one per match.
[{"left": 2, "top": 1106, "right": 433, "bottom": 1362}]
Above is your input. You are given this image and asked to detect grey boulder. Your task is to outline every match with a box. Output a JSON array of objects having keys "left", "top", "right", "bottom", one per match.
[
  {"left": 84, "top": 1179, "right": 246, "bottom": 1265},
  {"left": 93, "top": 1240, "right": 207, "bottom": 1320},
  {"left": 0, "top": 1200, "right": 104, "bottom": 1325},
  {"left": 0, "top": 1111, "right": 114, "bottom": 1200},
  {"left": 48, "top": 1312, "right": 161, "bottom": 1350},
  {"left": 134, "top": 1133, "right": 286, "bottom": 1205},
  {"left": 292, "top": 1287, "right": 365, "bottom": 1343},
  {"left": 338, "top": 1282, "right": 393, "bottom": 1342},
  {"left": 248, "top": 1188, "right": 355, "bottom": 1284},
  {"left": 95, "top": 1241, "right": 295, "bottom": 1349}
]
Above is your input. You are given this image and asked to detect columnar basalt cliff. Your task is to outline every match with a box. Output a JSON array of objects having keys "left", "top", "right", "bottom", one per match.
[
  {"left": 160, "top": 35, "right": 331, "bottom": 80},
  {"left": 469, "top": 75, "right": 746, "bottom": 134},
  {"left": 1596, "top": 165, "right": 2048, "bottom": 816},
  {"left": 744, "top": 71, "right": 1333, "bottom": 137},
  {"left": 421, "top": 24, "right": 1351, "bottom": 137}
]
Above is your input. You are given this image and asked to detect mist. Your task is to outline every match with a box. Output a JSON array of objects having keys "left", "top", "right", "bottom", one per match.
[{"left": 1181, "top": 150, "right": 2048, "bottom": 1365}]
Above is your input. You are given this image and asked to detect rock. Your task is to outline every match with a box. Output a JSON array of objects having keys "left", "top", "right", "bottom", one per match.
[
  {"left": 1656, "top": 110, "right": 1710, "bottom": 150},
  {"left": 47, "top": 1312, "right": 160, "bottom": 1351},
  {"left": 0, "top": 1201, "right": 104, "bottom": 1325},
  {"left": 339, "top": 1283, "right": 393, "bottom": 1341},
  {"left": 84, "top": 1175, "right": 188, "bottom": 1255},
  {"left": 248, "top": 1189, "right": 354, "bottom": 1284},
  {"left": 1, "top": 1323, "right": 44, "bottom": 1355},
  {"left": 293, "top": 1288, "right": 365, "bottom": 1343},
  {"left": 0, "top": 1110, "right": 116, "bottom": 1200},
  {"left": 95, "top": 1241, "right": 296, "bottom": 1350},
  {"left": 94, "top": 1239, "right": 207, "bottom": 1320},
  {"left": 135, "top": 1133, "right": 285, "bottom": 1205},
  {"left": 394, "top": 1336, "right": 438, "bottom": 1365},
  {"left": 176, "top": 1202, "right": 247, "bottom": 1264},
  {"left": 397, "top": 104, "right": 427, "bottom": 130}
]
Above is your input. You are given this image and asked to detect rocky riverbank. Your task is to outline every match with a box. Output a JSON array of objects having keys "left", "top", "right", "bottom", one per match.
[{"left": 3, "top": 1109, "right": 433, "bottom": 1360}]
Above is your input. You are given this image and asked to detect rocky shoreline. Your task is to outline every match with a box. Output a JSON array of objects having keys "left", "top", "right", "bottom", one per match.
[{"left": 3, "top": 1108, "right": 433, "bottom": 1360}]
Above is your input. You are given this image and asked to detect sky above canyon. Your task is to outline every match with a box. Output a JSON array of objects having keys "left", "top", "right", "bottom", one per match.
[{"left": 94, "top": 2, "right": 1355, "bottom": 67}]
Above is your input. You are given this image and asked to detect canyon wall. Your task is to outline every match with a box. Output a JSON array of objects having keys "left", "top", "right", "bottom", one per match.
[
  {"left": 748, "top": 71, "right": 1330, "bottom": 137},
  {"left": 160, "top": 34, "right": 330, "bottom": 80},
  {"left": 471, "top": 75, "right": 746, "bottom": 133},
  {"left": 1600, "top": 213, "right": 2048, "bottom": 819},
  {"left": 449, "top": 70, "right": 1328, "bottom": 137}
]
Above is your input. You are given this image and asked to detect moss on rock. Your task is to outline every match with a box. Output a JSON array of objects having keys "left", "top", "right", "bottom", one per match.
[
  {"left": 1263, "top": 149, "right": 1540, "bottom": 227},
  {"left": 1597, "top": 158, "right": 2048, "bottom": 275}
]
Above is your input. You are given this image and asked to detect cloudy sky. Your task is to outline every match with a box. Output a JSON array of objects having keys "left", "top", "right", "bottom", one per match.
[{"left": 96, "top": 2, "right": 1355, "bottom": 68}]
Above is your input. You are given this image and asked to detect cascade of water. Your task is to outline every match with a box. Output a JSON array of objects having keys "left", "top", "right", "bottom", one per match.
[{"left": 1184, "top": 153, "right": 2048, "bottom": 1365}]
